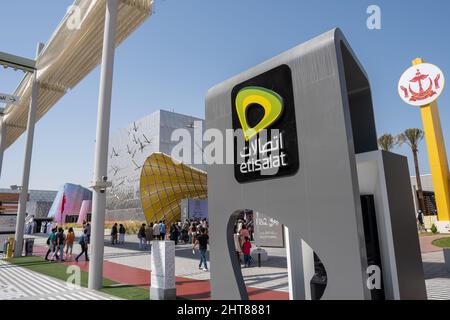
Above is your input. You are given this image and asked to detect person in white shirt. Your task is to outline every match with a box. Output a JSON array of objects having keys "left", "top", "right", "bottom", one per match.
[{"left": 152, "top": 222, "right": 160, "bottom": 240}]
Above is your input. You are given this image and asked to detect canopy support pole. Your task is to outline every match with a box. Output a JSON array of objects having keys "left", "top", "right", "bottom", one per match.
[
  {"left": 14, "top": 42, "right": 45, "bottom": 257},
  {"left": 88, "top": 0, "right": 118, "bottom": 290}
]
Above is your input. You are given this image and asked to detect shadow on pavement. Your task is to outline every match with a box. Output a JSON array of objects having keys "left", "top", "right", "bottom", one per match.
[{"left": 423, "top": 262, "right": 450, "bottom": 279}]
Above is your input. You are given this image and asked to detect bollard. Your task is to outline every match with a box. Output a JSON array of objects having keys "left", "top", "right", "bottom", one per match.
[
  {"left": 6, "top": 237, "right": 14, "bottom": 258},
  {"left": 258, "top": 252, "right": 261, "bottom": 267}
]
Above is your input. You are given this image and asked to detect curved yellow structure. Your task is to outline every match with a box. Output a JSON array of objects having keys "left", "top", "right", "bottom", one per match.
[{"left": 140, "top": 153, "right": 207, "bottom": 227}]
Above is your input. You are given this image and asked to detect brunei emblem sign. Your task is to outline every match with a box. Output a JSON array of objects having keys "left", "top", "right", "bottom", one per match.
[{"left": 398, "top": 63, "right": 445, "bottom": 107}]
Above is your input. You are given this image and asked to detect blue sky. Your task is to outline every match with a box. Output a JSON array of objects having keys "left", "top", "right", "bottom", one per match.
[{"left": 0, "top": 0, "right": 449, "bottom": 190}]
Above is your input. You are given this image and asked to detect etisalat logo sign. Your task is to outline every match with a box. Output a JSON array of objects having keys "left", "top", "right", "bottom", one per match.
[{"left": 231, "top": 64, "right": 299, "bottom": 183}]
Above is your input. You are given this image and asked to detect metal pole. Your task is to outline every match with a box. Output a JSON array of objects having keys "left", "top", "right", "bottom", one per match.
[
  {"left": 88, "top": 0, "right": 118, "bottom": 290},
  {"left": 0, "top": 119, "right": 7, "bottom": 179},
  {"left": 13, "top": 42, "right": 44, "bottom": 258}
]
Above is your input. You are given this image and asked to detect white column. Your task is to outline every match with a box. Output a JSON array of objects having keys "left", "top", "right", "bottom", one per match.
[
  {"left": 88, "top": 0, "right": 118, "bottom": 290},
  {"left": 151, "top": 241, "right": 176, "bottom": 300},
  {"left": 284, "top": 226, "right": 315, "bottom": 300},
  {"left": 14, "top": 42, "right": 44, "bottom": 257},
  {"left": 0, "top": 119, "right": 7, "bottom": 179}
]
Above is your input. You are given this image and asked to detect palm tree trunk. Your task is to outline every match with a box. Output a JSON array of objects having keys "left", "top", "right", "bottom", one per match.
[{"left": 413, "top": 149, "right": 427, "bottom": 214}]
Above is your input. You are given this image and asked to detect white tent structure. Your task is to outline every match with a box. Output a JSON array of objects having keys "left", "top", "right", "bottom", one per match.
[
  {"left": 3, "top": 0, "right": 152, "bottom": 148},
  {"left": 2, "top": 0, "right": 153, "bottom": 290}
]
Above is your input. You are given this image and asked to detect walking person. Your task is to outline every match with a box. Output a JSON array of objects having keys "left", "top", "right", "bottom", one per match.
[
  {"left": 118, "top": 224, "right": 126, "bottom": 244},
  {"left": 75, "top": 229, "right": 89, "bottom": 262},
  {"left": 111, "top": 223, "right": 118, "bottom": 245},
  {"left": 159, "top": 220, "right": 166, "bottom": 240},
  {"left": 65, "top": 227, "right": 75, "bottom": 259},
  {"left": 190, "top": 223, "right": 198, "bottom": 245},
  {"left": 193, "top": 228, "right": 209, "bottom": 271},
  {"left": 138, "top": 223, "right": 147, "bottom": 249},
  {"left": 242, "top": 236, "right": 252, "bottom": 268},
  {"left": 177, "top": 220, "right": 182, "bottom": 243},
  {"left": 145, "top": 223, "right": 154, "bottom": 246},
  {"left": 182, "top": 221, "right": 189, "bottom": 244},
  {"left": 45, "top": 228, "right": 58, "bottom": 261},
  {"left": 234, "top": 229, "right": 242, "bottom": 263},
  {"left": 49, "top": 228, "right": 61, "bottom": 261},
  {"left": 153, "top": 221, "right": 160, "bottom": 240},
  {"left": 247, "top": 219, "right": 254, "bottom": 241},
  {"left": 239, "top": 224, "right": 250, "bottom": 247},
  {"left": 56, "top": 227, "right": 66, "bottom": 262},
  {"left": 188, "top": 222, "right": 193, "bottom": 244},
  {"left": 170, "top": 223, "right": 179, "bottom": 245},
  {"left": 84, "top": 222, "right": 91, "bottom": 243}
]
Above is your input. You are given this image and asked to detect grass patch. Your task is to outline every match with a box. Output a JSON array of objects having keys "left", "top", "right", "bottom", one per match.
[
  {"left": 5, "top": 256, "right": 149, "bottom": 300},
  {"left": 431, "top": 237, "right": 450, "bottom": 248}
]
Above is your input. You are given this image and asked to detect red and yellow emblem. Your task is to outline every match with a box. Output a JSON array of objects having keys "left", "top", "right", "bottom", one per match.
[{"left": 398, "top": 63, "right": 445, "bottom": 107}]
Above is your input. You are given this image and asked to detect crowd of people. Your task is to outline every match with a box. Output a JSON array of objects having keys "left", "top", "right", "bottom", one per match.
[
  {"left": 116, "top": 218, "right": 210, "bottom": 250},
  {"left": 44, "top": 221, "right": 91, "bottom": 263},
  {"left": 42, "top": 216, "right": 254, "bottom": 270}
]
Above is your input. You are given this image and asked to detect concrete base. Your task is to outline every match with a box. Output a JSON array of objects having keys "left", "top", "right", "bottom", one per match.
[
  {"left": 150, "top": 287, "right": 176, "bottom": 300},
  {"left": 435, "top": 221, "right": 450, "bottom": 234},
  {"left": 150, "top": 240, "right": 176, "bottom": 300}
]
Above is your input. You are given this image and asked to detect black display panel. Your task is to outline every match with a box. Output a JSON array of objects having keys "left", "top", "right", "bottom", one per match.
[{"left": 231, "top": 64, "right": 299, "bottom": 183}]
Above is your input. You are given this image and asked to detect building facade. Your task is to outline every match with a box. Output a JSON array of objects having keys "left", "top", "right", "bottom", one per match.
[
  {"left": 47, "top": 183, "right": 92, "bottom": 224},
  {"left": 0, "top": 189, "right": 57, "bottom": 218},
  {"left": 410, "top": 174, "right": 437, "bottom": 217},
  {"left": 106, "top": 110, "right": 204, "bottom": 221}
]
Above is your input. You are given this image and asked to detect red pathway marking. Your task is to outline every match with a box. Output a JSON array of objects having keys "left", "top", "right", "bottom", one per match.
[{"left": 34, "top": 244, "right": 288, "bottom": 300}]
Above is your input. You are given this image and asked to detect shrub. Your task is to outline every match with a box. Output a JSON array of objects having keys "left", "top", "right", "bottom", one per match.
[
  {"left": 105, "top": 220, "right": 144, "bottom": 235},
  {"left": 431, "top": 224, "right": 439, "bottom": 234},
  {"left": 61, "top": 220, "right": 145, "bottom": 235}
]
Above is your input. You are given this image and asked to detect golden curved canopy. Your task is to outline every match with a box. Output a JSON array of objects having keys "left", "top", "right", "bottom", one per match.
[{"left": 140, "top": 153, "right": 207, "bottom": 227}]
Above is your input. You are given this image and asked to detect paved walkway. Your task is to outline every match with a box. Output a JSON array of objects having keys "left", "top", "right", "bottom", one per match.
[
  {"left": 30, "top": 233, "right": 289, "bottom": 298},
  {"left": 0, "top": 260, "right": 117, "bottom": 300},
  {"left": 31, "top": 242, "right": 288, "bottom": 300},
  {"left": 20, "top": 233, "right": 450, "bottom": 300},
  {"left": 422, "top": 250, "right": 450, "bottom": 300},
  {"left": 419, "top": 235, "right": 445, "bottom": 253}
]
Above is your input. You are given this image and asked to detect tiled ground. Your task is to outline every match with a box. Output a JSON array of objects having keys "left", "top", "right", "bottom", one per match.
[
  {"left": 9, "top": 233, "right": 450, "bottom": 300},
  {"left": 0, "top": 260, "right": 117, "bottom": 300}
]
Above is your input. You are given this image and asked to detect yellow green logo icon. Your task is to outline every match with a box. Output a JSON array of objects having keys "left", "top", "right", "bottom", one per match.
[{"left": 235, "top": 86, "right": 284, "bottom": 141}]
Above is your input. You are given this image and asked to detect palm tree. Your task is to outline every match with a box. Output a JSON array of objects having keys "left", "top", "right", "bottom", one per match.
[
  {"left": 378, "top": 134, "right": 395, "bottom": 151},
  {"left": 397, "top": 128, "right": 426, "bottom": 214}
]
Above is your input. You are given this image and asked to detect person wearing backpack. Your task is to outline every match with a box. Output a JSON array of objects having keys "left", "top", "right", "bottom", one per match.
[
  {"left": 55, "top": 227, "right": 66, "bottom": 262},
  {"left": 75, "top": 229, "right": 89, "bottom": 262},
  {"left": 45, "top": 228, "right": 58, "bottom": 261}
]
